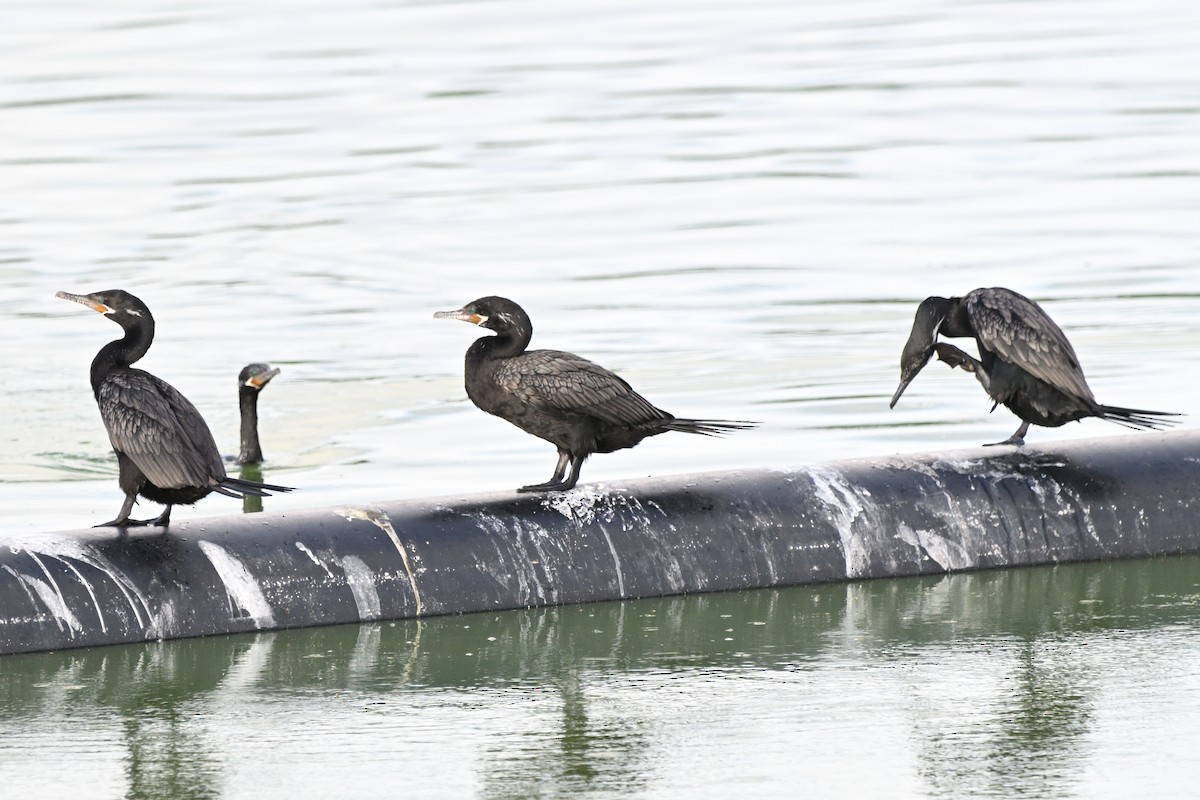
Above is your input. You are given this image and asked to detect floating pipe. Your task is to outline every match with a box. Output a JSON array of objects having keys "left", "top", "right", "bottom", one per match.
[{"left": 2, "top": 431, "right": 1199, "bottom": 656}]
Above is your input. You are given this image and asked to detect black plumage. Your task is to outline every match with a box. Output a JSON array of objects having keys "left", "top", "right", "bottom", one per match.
[
  {"left": 890, "top": 286, "right": 1180, "bottom": 445},
  {"left": 235, "top": 363, "right": 280, "bottom": 465},
  {"left": 57, "top": 289, "right": 292, "bottom": 527},
  {"left": 435, "top": 296, "right": 756, "bottom": 492}
]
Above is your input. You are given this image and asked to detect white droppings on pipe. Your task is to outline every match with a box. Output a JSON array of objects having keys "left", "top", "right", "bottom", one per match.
[
  {"left": 24, "top": 551, "right": 76, "bottom": 632},
  {"left": 295, "top": 542, "right": 337, "bottom": 580},
  {"left": 340, "top": 508, "right": 423, "bottom": 617},
  {"left": 808, "top": 466, "right": 873, "bottom": 578},
  {"left": 197, "top": 541, "right": 276, "bottom": 627},
  {"left": 58, "top": 559, "right": 106, "bottom": 634},
  {"left": 598, "top": 527, "right": 626, "bottom": 596},
  {"left": 473, "top": 511, "right": 543, "bottom": 606},
  {"left": 340, "top": 555, "right": 382, "bottom": 621},
  {"left": 1, "top": 533, "right": 153, "bottom": 635},
  {"left": 12, "top": 571, "right": 82, "bottom": 634},
  {"left": 893, "top": 521, "right": 971, "bottom": 571}
]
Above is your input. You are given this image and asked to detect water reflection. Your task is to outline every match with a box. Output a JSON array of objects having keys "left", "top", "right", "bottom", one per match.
[
  {"left": 237, "top": 462, "right": 264, "bottom": 514},
  {"left": 2, "top": 556, "right": 1198, "bottom": 797}
]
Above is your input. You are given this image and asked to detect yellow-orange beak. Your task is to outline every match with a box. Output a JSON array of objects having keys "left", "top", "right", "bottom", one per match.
[{"left": 433, "top": 308, "right": 486, "bottom": 326}]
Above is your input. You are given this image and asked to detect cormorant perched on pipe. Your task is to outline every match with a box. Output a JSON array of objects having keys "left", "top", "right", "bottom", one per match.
[
  {"left": 890, "top": 286, "right": 1180, "bottom": 446},
  {"left": 235, "top": 363, "right": 280, "bottom": 465},
  {"left": 435, "top": 296, "right": 757, "bottom": 492},
  {"left": 57, "top": 290, "right": 293, "bottom": 527}
]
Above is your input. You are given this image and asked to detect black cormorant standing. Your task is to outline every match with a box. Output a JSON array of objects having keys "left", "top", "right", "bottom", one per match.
[
  {"left": 435, "top": 296, "right": 756, "bottom": 492},
  {"left": 235, "top": 363, "right": 280, "bottom": 465},
  {"left": 890, "top": 287, "right": 1179, "bottom": 445},
  {"left": 57, "top": 289, "right": 293, "bottom": 526}
]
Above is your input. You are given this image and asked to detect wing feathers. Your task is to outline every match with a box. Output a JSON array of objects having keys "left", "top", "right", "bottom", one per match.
[
  {"left": 965, "top": 288, "right": 1096, "bottom": 402},
  {"left": 496, "top": 349, "right": 671, "bottom": 427},
  {"left": 99, "top": 369, "right": 225, "bottom": 489}
]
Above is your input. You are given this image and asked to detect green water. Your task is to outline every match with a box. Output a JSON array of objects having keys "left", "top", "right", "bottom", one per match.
[{"left": 3, "top": 556, "right": 1198, "bottom": 799}]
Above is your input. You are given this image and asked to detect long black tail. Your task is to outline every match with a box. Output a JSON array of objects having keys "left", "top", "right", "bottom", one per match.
[
  {"left": 214, "top": 475, "right": 296, "bottom": 499},
  {"left": 663, "top": 418, "right": 759, "bottom": 437},
  {"left": 1097, "top": 405, "right": 1183, "bottom": 431}
]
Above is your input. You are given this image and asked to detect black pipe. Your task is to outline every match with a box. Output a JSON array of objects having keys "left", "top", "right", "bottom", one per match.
[{"left": 2, "top": 431, "right": 1199, "bottom": 656}]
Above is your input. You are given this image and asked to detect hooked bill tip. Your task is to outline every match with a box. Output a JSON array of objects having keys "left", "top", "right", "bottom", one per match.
[
  {"left": 247, "top": 367, "right": 281, "bottom": 388},
  {"left": 56, "top": 290, "right": 111, "bottom": 314},
  {"left": 433, "top": 309, "right": 484, "bottom": 325}
]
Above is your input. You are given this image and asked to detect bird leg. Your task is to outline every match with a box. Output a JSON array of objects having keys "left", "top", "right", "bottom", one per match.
[
  {"left": 984, "top": 421, "right": 1030, "bottom": 447},
  {"left": 147, "top": 506, "right": 173, "bottom": 527},
  {"left": 94, "top": 494, "right": 151, "bottom": 528},
  {"left": 518, "top": 451, "right": 582, "bottom": 493}
]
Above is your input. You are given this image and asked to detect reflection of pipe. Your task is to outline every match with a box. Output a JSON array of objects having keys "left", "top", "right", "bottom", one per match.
[
  {"left": 2, "top": 431, "right": 1200, "bottom": 656},
  {"left": 238, "top": 463, "right": 265, "bottom": 514}
]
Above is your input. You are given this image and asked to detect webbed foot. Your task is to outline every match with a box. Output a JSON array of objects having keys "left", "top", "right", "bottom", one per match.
[
  {"left": 517, "top": 479, "right": 578, "bottom": 493},
  {"left": 983, "top": 436, "right": 1025, "bottom": 447},
  {"left": 935, "top": 343, "right": 977, "bottom": 372}
]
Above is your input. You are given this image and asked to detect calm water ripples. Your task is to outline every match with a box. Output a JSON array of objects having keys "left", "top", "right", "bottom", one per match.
[
  {"left": 2, "top": 0, "right": 1199, "bottom": 531},
  {"left": 3, "top": 557, "right": 1200, "bottom": 799}
]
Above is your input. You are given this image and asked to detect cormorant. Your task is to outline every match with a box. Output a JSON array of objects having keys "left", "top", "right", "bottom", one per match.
[
  {"left": 890, "top": 287, "right": 1180, "bottom": 445},
  {"left": 235, "top": 363, "right": 280, "bottom": 465},
  {"left": 57, "top": 289, "right": 293, "bottom": 526},
  {"left": 435, "top": 296, "right": 756, "bottom": 492}
]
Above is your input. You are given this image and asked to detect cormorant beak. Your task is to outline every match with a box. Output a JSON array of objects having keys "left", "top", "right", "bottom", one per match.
[
  {"left": 245, "top": 367, "right": 281, "bottom": 389},
  {"left": 891, "top": 351, "right": 934, "bottom": 409},
  {"left": 56, "top": 290, "right": 112, "bottom": 315},
  {"left": 434, "top": 308, "right": 487, "bottom": 326}
]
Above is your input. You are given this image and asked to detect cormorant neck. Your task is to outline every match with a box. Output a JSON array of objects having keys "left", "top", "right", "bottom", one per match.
[
  {"left": 468, "top": 323, "right": 532, "bottom": 363},
  {"left": 89, "top": 320, "right": 154, "bottom": 397},
  {"left": 939, "top": 297, "right": 972, "bottom": 338},
  {"left": 238, "top": 389, "right": 263, "bottom": 464}
]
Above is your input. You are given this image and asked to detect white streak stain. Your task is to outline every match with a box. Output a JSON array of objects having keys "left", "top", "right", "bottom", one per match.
[
  {"left": 2, "top": 533, "right": 152, "bottom": 635},
  {"left": 598, "top": 528, "right": 626, "bottom": 596},
  {"left": 341, "top": 508, "right": 423, "bottom": 616},
  {"left": 197, "top": 541, "right": 276, "bottom": 627},
  {"left": 541, "top": 486, "right": 628, "bottom": 595},
  {"left": 340, "top": 555, "right": 381, "bottom": 621},
  {"left": 24, "top": 552, "right": 75, "bottom": 633},
  {"left": 60, "top": 560, "right": 106, "bottom": 634},
  {"left": 1, "top": 565, "right": 39, "bottom": 608},
  {"left": 295, "top": 542, "right": 337, "bottom": 580},
  {"left": 16, "top": 572, "right": 82, "bottom": 635},
  {"left": 474, "top": 511, "right": 541, "bottom": 606},
  {"left": 809, "top": 466, "right": 873, "bottom": 578}
]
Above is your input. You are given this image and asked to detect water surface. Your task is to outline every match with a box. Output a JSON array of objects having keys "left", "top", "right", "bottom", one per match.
[
  {"left": 3, "top": 556, "right": 1199, "bottom": 799},
  {"left": 1, "top": 0, "right": 1198, "bottom": 529}
]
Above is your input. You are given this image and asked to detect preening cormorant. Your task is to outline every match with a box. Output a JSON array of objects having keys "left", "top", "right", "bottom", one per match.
[
  {"left": 435, "top": 296, "right": 756, "bottom": 492},
  {"left": 890, "top": 287, "right": 1180, "bottom": 445},
  {"left": 235, "top": 363, "right": 280, "bottom": 465},
  {"left": 57, "top": 289, "right": 293, "bottom": 526}
]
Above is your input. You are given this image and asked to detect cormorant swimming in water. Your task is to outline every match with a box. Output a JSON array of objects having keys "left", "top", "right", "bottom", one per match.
[
  {"left": 890, "top": 287, "right": 1180, "bottom": 445},
  {"left": 235, "top": 363, "right": 280, "bottom": 465},
  {"left": 57, "top": 289, "right": 293, "bottom": 527},
  {"left": 435, "top": 296, "right": 756, "bottom": 492}
]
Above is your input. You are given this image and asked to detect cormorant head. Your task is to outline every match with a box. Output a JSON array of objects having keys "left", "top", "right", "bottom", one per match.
[
  {"left": 890, "top": 296, "right": 952, "bottom": 408},
  {"left": 434, "top": 296, "right": 531, "bottom": 339},
  {"left": 56, "top": 289, "right": 154, "bottom": 331},
  {"left": 239, "top": 363, "right": 280, "bottom": 394}
]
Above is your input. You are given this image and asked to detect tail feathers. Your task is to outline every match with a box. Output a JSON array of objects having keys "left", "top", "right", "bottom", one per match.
[
  {"left": 1097, "top": 405, "right": 1183, "bottom": 431},
  {"left": 215, "top": 476, "right": 296, "bottom": 498},
  {"left": 663, "top": 418, "right": 759, "bottom": 437}
]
